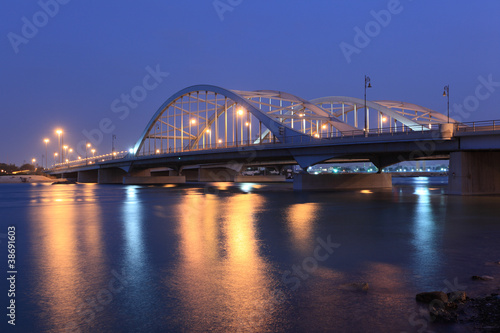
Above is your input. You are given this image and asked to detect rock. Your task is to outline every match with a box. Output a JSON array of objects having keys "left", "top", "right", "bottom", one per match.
[
  {"left": 472, "top": 275, "right": 494, "bottom": 281},
  {"left": 340, "top": 282, "right": 369, "bottom": 291},
  {"left": 429, "top": 305, "right": 458, "bottom": 323},
  {"left": 416, "top": 291, "right": 448, "bottom": 304},
  {"left": 447, "top": 291, "right": 467, "bottom": 303}
]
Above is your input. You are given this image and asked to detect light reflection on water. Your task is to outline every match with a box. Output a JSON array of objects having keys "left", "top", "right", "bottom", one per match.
[
  {"left": 2, "top": 177, "right": 498, "bottom": 332},
  {"left": 170, "top": 192, "right": 280, "bottom": 332}
]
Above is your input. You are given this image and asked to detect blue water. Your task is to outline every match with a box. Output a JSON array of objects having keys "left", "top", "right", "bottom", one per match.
[{"left": 1, "top": 178, "right": 500, "bottom": 332}]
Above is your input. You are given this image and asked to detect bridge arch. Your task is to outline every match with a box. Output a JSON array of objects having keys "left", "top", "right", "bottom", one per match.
[
  {"left": 132, "top": 85, "right": 453, "bottom": 157},
  {"left": 311, "top": 96, "right": 455, "bottom": 131},
  {"left": 132, "top": 85, "right": 359, "bottom": 156}
]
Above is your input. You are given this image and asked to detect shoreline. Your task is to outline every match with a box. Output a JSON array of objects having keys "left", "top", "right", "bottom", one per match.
[{"left": 0, "top": 175, "right": 59, "bottom": 183}]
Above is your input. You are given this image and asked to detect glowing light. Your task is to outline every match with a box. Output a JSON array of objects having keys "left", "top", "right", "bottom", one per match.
[
  {"left": 63, "top": 145, "right": 68, "bottom": 150},
  {"left": 69, "top": 148, "right": 73, "bottom": 153},
  {"left": 78, "top": 156, "right": 81, "bottom": 160},
  {"left": 299, "top": 113, "right": 304, "bottom": 117},
  {"left": 237, "top": 108, "right": 244, "bottom": 116},
  {"left": 86, "top": 143, "right": 91, "bottom": 148},
  {"left": 382, "top": 117, "right": 387, "bottom": 122},
  {"left": 55, "top": 129, "right": 62, "bottom": 135},
  {"left": 190, "top": 119, "right": 196, "bottom": 124},
  {"left": 360, "top": 190, "right": 373, "bottom": 194},
  {"left": 322, "top": 124, "right": 327, "bottom": 129},
  {"left": 218, "top": 139, "right": 222, "bottom": 143},
  {"left": 314, "top": 133, "right": 319, "bottom": 138},
  {"left": 156, "top": 149, "right": 160, "bottom": 154},
  {"left": 206, "top": 129, "right": 211, "bottom": 134},
  {"left": 44, "top": 138, "right": 49, "bottom": 143},
  {"left": 245, "top": 122, "right": 249, "bottom": 127},
  {"left": 129, "top": 148, "right": 134, "bottom": 154}
]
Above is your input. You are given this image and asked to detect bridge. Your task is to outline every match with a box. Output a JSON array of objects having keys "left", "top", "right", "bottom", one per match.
[{"left": 48, "top": 85, "right": 500, "bottom": 195}]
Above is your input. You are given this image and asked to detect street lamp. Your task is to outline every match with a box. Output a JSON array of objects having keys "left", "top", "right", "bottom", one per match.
[
  {"left": 55, "top": 129, "right": 63, "bottom": 163},
  {"left": 54, "top": 152, "right": 58, "bottom": 165},
  {"left": 63, "top": 145, "right": 68, "bottom": 162},
  {"left": 364, "top": 75, "right": 372, "bottom": 135},
  {"left": 86, "top": 143, "right": 91, "bottom": 165},
  {"left": 443, "top": 85, "right": 450, "bottom": 123},
  {"left": 43, "top": 138, "right": 49, "bottom": 169},
  {"left": 91, "top": 148, "right": 96, "bottom": 158}
]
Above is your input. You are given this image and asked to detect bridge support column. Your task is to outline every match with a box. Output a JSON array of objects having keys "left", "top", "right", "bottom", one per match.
[
  {"left": 122, "top": 176, "right": 186, "bottom": 185},
  {"left": 77, "top": 170, "right": 98, "bottom": 183},
  {"left": 234, "top": 175, "right": 286, "bottom": 182},
  {"left": 98, "top": 168, "right": 127, "bottom": 184},
  {"left": 199, "top": 167, "right": 239, "bottom": 182},
  {"left": 448, "top": 151, "right": 500, "bottom": 195},
  {"left": 293, "top": 173, "right": 392, "bottom": 191}
]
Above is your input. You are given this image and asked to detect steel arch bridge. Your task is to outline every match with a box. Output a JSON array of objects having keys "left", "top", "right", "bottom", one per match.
[{"left": 132, "top": 85, "right": 454, "bottom": 157}]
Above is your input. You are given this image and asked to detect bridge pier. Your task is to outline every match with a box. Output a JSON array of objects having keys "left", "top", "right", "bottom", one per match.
[
  {"left": 98, "top": 168, "right": 127, "bottom": 184},
  {"left": 293, "top": 173, "right": 392, "bottom": 191},
  {"left": 448, "top": 151, "right": 500, "bottom": 195},
  {"left": 77, "top": 170, "right": 98, "bottom": 183},
  {"left": 199, "top": 167, "right": 239, "bottom": 182}
]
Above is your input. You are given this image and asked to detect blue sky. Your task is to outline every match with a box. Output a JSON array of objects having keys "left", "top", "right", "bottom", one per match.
[{"left": 1, "top": 0, "right": 499, "bottom": 165}]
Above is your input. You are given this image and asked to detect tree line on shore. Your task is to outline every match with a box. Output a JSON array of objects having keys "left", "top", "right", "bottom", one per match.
[{"left": 0, "top": 162, "right": 44, "bottom": 175}]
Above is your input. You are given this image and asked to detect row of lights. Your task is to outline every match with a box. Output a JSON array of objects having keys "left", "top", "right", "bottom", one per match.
[{"left": 37, "top": 129, "right": 97, "bottom": 169}]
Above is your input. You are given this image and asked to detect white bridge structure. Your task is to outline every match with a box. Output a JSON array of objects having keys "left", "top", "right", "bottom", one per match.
[
  {"left": 132, "top": 85, "right": 454, "bottom": 156},
  {"left": 49, "top": 85, "right": 500, "bottom": 195}
]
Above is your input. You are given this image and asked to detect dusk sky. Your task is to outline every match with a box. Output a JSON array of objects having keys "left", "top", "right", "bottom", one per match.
[{"left": 1, "top": 0, "right": 499, "bottom": 165}]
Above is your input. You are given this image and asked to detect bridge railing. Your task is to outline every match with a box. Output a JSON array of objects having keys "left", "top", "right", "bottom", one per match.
[
  {"left": 51, "top": 151, "right": 129, "bottom": 170},
  {"left": 455, "top": 120, "right": 500, "bottom": 132},
  {"left": 54, "top": 121, "right": 488, "bottom": 168},
  {"left": 134, "top": 124, "right": 440, "bottom": 156}
]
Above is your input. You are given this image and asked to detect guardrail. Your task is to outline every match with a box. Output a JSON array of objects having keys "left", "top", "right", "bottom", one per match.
[
  {"left": 50, "top": 120, "right": 500, "bottom": 169},
  {"left": 456, "top": 120, "right": 500, "bottom": 132},
  {"left": 52, "top": 151, "right": 129, "bottom": 170}
]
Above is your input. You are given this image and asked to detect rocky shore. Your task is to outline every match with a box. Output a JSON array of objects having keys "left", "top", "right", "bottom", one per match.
[
  {"left": 0, "top": 175, "right": 58, "bottom": 183},
  {"left": 416, "top": 274, "right": 500, "bottom": 332}
]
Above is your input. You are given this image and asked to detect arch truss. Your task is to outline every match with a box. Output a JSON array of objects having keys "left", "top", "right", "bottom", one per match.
[{"left": 133, "top": 85, "right": 453, "bottom": 156}]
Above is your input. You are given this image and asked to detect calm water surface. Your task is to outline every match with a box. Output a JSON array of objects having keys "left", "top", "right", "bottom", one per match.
[{"left": 1, "top": 177, "right": 499, "bottom": 332}]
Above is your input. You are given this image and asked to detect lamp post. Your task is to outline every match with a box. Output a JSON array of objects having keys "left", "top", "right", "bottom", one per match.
[
  {"left": 43, "top": 138, "right": 49, "bottom": 169},
  {"left": 54, "top": 152, "right": 58, "bottom": 166},
  {"left": 86, "top": 143, "right": 91, "bottom": 165},
  {"left": 364, "top": 75, "right": 372, "bottom": 136},
  {"left": 56, "top": 129, "right": 62, "bottom": 163},
  {"left": 443, "top": 85, "right": 450, "bottom": 123},
  {"left": 91, "top": 149, "right": 96, "bottom": 158},
  {"left": 63, "top": 145, "right": 68, "bottom": 162},
  {"left": 32, "top": 158, "right": 36, "bottom": 169}
]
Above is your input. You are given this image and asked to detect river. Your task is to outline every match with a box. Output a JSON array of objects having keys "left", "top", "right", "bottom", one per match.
[{"left": 1, "top": 177, "right": 499, "bottom": 332}]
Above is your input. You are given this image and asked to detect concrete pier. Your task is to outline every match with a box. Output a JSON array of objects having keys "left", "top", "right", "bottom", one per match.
[
  {"left": 77, "top": 170, "right": 98, "bottom": 183},
  {"left": 448, "top": 151, "right": 500, "bottom": 195},
  {"left": 98, "top": 168, "right": 127, "bottom": 184},
  {"left": 293, "top": 173, "right": 392, "bottom": 191},
  {"left": 234, "top": 175, "right": 286, "bottom": 182},
  {"left": 123, "top": 176, "right": 186, "bottom": 185}
]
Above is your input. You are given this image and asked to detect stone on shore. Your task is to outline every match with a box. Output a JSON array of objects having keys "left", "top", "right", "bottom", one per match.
[
  {"left": 416, "top": 291, "right": 448, "bottom": 304},
  {"left": 471, "top": 275, "right": 494, "bottom": 281}
]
